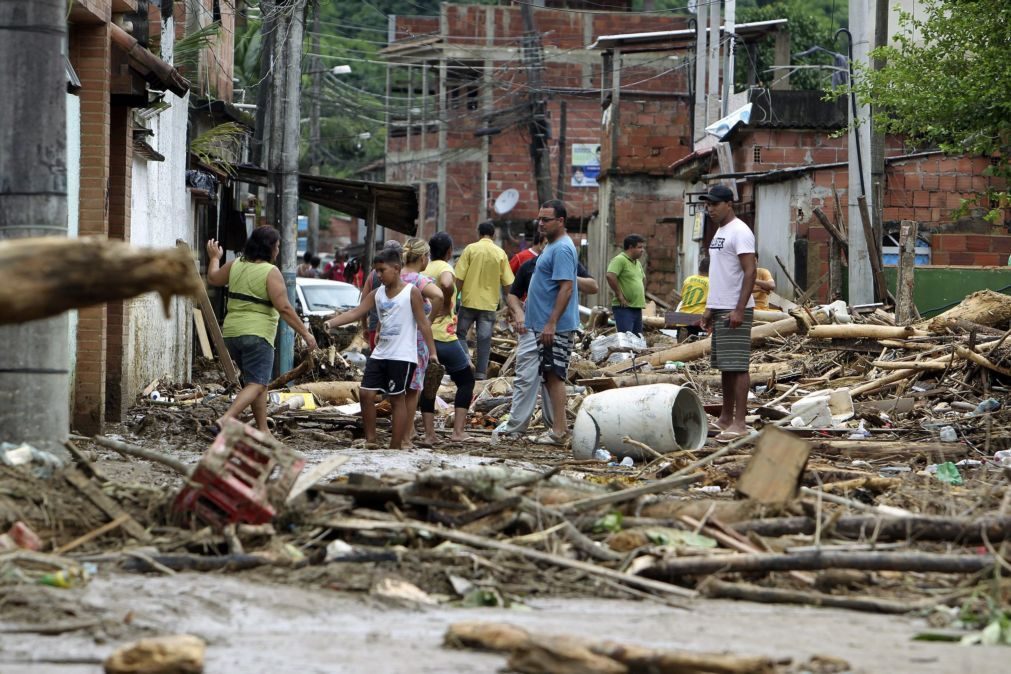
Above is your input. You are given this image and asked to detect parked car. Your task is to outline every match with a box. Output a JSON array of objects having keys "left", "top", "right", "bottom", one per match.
[
  {"left": 294, "top": 277, "right": 361, "bottom": 350},
  {"left": 294, "top": 277, "right": 360, "bottom": 316}
]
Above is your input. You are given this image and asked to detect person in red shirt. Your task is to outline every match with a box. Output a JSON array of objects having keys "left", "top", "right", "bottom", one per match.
[{"left": 509, "top": 230, "right": 544, "bottom": 274}]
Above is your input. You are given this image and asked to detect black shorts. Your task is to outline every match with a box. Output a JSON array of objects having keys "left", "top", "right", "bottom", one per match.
[{"left": 361, "top": 358, "right": 417, "bottom": 396}]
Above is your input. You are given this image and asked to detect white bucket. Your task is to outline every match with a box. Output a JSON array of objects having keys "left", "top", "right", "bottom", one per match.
[{"left": 572, "top": 384, "right": 708, "bottom": 460}]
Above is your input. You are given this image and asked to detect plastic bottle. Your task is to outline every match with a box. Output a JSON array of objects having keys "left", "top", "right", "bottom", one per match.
[
  {"left": 593, "top": 448, "right": 611, "bottom": 462},
  {"left": 490, "top": 421, "right": 507, "bottom": 446},
  {"left": 37, "top": 567, "right": 88, "bottom": 589},
  {"left": 973, "top": 398, "right": 1001, "bottom": 415},
  {"left": 939, "top": 426, "right": 958, "bottom": 443},
  {"left": 848, "top": 419, "right": 871, "bottom": 440}
]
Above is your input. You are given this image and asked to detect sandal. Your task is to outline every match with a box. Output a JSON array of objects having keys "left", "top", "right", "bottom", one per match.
[
  {"left": 714, "top": 427, "right": 756, "bottom": 444},
  {"left": 531, "top": 431, "right": 570, "bottom": 446}
]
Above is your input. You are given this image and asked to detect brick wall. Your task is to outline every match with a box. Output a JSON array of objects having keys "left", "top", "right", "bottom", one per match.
[
  {"left": 606, "top": 97, "right": 693, "bottom": 173},
  {"left": 72, "top": 23, "right": 112, "bottom": 434},
  {"left": 931, "top": 234, "right": 1011, "bottom": 266},
  {"left": 106, "top": 105, "right": 133, "bottom": 422}
]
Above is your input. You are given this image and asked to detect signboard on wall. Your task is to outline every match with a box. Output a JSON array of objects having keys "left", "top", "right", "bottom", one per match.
[{"left": 571, "top": 143, "right": 601, "bottom": 187}]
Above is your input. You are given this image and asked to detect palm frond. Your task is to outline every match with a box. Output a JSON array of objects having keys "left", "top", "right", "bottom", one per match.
[{"left": 189, "top": 122, "right": 248, "bottom": 176}]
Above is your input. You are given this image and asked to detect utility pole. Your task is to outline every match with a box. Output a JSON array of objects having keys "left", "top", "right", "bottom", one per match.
[
  {"left": 266, "top": 0, "right": 308, "bottom": 373},
  {"left": 847, "top": 0, "right": 875, "bottom": 304},
  {"left": 252, "top": 0, "right": 276, "bottom": 169},
  {"left": 520, "top": 2, "right": 553, "bottom": 206},
  {"left": 308, "top": 7, "right": 321, "bottom": 257},
  {"left": 0, "top": 0, "right": 68, "bottom": 450},
  {"left": 721, "top": 0, "right": 736, "bottom": 117},
  {"left": 692, "top": 0, "right": 709, "bottom": 145}
]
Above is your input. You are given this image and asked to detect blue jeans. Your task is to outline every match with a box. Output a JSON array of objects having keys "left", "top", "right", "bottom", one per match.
[
  {"left": 613, "top": 306, "right": 643, "bottom": 335},
  {"left": 456, "top": 306, "right": 496, "bottom": 379}
]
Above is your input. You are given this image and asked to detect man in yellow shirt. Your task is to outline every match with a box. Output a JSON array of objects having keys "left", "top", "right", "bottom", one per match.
[
  {"left": 752, "top": 254, "right": 776, "bottom": 310},
  {"left": 455, "top": 221, "right": 514, "bottom": 379}
]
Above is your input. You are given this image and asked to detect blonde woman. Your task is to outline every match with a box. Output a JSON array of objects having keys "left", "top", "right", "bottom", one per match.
[{"left": 400, "top": 238, "right": 444, "bottom": 447}]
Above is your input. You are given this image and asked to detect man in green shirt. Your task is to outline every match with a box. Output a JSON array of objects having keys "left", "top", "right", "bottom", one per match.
[{"left": 606, "top": 234, "right": 647, "bottom": 335}]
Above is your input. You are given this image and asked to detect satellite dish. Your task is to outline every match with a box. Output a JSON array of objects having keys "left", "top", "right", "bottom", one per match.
[{"left": 493, "top": 188, "right": 519, "bottom": 215}]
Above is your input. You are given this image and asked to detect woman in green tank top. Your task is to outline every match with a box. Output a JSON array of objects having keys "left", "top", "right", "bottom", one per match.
[{"left": 206, "top": 226, "right": 318, "bottom": 435}]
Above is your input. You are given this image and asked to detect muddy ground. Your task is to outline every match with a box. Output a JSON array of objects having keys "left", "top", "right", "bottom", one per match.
[
  {"left": 2, "top": 428, "right": 1007, "bottom": 673},
  {"left": 2, "top": 571, "right": 1006, "bottom": 673}
]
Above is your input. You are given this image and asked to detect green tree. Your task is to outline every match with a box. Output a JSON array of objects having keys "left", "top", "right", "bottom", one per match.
[{"left": 852, "top": 0, "right": 1011, "bottom": 217}]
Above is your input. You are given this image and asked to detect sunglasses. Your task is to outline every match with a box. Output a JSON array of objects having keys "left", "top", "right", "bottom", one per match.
[{"left": 536, "top": 216, "right": 559, "bottom": 223}]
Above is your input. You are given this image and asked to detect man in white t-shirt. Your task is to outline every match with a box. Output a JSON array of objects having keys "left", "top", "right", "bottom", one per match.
[{"left": 699, "top": 185, "right": 757, "bottom": 442}]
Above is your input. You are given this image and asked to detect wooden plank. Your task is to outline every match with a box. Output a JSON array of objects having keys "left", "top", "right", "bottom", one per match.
[
  {"left": 175, "top": 239, "right": 239, "bottom": 386},
  {"left": 715, "top": 141, "right": 738, "bottom": 199},
  {"left": 285, "top": 455, "right": 350, "bottom": 504},
  {"left": 64, "top": 469, "right": 151, "bottom": 542},
  {"left": 54, "top": 514, "right": 129, "bottom": 554},
  {"left": 857, "top": 196, "right": 895, "bottom": 305},
  {"left": 736, "top": 426, "right": 810, "bottom": 504},
  {"left": 192, "top": 308, "right": 213, "bottom": 359}
]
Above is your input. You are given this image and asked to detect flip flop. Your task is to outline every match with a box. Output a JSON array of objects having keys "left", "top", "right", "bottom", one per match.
[{"left": 714, "top": 427, "right": 756, "bottom": 443}]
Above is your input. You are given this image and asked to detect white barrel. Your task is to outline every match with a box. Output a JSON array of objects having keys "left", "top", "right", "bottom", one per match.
[{"left": 572, "top": 384, "right": 708, "bottom": 460}]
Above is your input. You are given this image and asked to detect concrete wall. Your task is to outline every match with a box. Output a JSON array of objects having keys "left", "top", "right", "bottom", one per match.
[
  {"left": 126, "top": 18, "right": 193, "bottom": 403},
  {"left": 127, "top": 107, "right": 193, "bottom": 402}
]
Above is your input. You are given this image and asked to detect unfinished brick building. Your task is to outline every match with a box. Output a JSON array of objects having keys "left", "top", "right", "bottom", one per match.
[{"left": 380, "top": 1, "right": 691, "bottom": 252}]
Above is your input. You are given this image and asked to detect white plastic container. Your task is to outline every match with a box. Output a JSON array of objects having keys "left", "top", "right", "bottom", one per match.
[{"left": 572, "top": 384, "right": 707, "bottom": 460}]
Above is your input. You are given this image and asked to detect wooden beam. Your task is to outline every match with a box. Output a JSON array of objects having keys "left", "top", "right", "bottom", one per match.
[{"left": 175, "top": 240, "right": 239, "bottom": 386}]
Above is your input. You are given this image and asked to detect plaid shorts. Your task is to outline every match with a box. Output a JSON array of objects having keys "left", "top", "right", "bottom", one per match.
[
  {"left": 535, "top": 330, "right": 574, "bottom": 381},
  {"left": 710, "top": 309, "right": 754, "bottom": 372}
]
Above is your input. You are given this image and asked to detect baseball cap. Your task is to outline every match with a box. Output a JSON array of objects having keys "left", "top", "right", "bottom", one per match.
[{"left": 698, "top": 184, "right": 735, "bottom": 203}]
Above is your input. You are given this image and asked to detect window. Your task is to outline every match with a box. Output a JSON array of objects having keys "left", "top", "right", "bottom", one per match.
[{"left": 753, "top": 146, "right": 762, "bottom": 163}]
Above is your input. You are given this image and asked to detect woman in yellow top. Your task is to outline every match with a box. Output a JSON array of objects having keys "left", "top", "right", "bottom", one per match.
[
  {"left": 206, "top": 226, "right": 317, "bottom": 434},
  {"left": 420, "top": 232, "right": 475, "bottom": 444}
]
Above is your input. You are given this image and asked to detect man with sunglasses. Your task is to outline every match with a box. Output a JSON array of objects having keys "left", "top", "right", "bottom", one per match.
[{"left": 497, "top": 199, "right": 579, "bottom": 446}]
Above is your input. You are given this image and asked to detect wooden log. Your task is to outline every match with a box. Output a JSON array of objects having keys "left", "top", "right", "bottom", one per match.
[
  {"left": 0, "top": 237, "right": 201, "bottom": 325},
  {"left": 926, "top": 289, "right": 1011, "bottom": 333},
  {"left": 290, "top": 380, "right": 360, "bottom": 404},
  {"left": 702, "top": 579, "right": 916, "bottom": 614},
  {"left": 640, "top": 550, "right": 994, "bottom": 579},
  {"left": 89, "top": 435, "right": 190, "bottom": 476},
  {"left": 858, "top": 195, "right": 894, "bottom": 304},
  {"left": 848, "top": 369, "right": 919, "bottom": 397},
  {"left": 325, "top": 517, "right": 697, "bottom": 599},
  {"left": 445, "top": 622, "right": 779, "bottom": 674},
  {"left": 602, "top": 316, "right": 801, "bottom": 374},
  {"left": 732, "top": 514, "right": 1011, "bottom": 544},
  {"left": 955, "top": 345, "right": 1011, "bottom": 377},
  {"left": 268, "top": 351, "right": 317, "bottom": 390},
  {"left": 894, "top": 220, "right": 919, "bottom": 325},
  {"left": 808, "top": 324, "right": 927, "bottom": 340}
]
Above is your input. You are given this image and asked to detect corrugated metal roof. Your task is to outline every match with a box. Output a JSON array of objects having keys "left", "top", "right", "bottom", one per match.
[
  {"left": 592, "top": 19, "right": 787, "bottom": 50},
  {"left": 234, "top": 166, "right": 418, "bottom": 236}
]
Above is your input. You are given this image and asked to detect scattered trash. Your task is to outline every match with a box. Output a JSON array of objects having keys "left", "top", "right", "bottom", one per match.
[
  {"left": 593, "top": 448, "right": 612, "bottom": 462},
  {"left": 933, "top": 462, "right": 964, "bottom": 485},
  {"left": 0, "top": 442, "right": 65, "bottom": 478},
  {"left": 939, "top": 426, "right": 958, "bottom": 443},
  {"left": 588, "top": 332, "right": 647, "bottom": 363},
  {"left": 972, "top": 398, "right": 1001, "bottom": 416},
  {"left": 618, "top": 456, "right": 634, "bottom": 467}
]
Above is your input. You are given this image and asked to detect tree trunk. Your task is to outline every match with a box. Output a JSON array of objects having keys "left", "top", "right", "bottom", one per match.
[
  {"left": 0, "top": 0, "right": 69, "bottom": 450},
  {"left": 640, "top": 550, "right": 994, "bottom": 579},
  {"left": 0, "top": 239, "right": 200, "bottom": 325}
]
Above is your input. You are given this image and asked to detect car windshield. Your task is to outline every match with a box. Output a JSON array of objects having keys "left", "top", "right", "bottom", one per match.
[{"left": 301, "top": 284, "right": 360, "bottom": 312}]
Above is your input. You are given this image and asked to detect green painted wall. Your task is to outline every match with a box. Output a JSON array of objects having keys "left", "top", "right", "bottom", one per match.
[{"left": 882, "top": 266, "right": 1011, "bottom": 317}]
